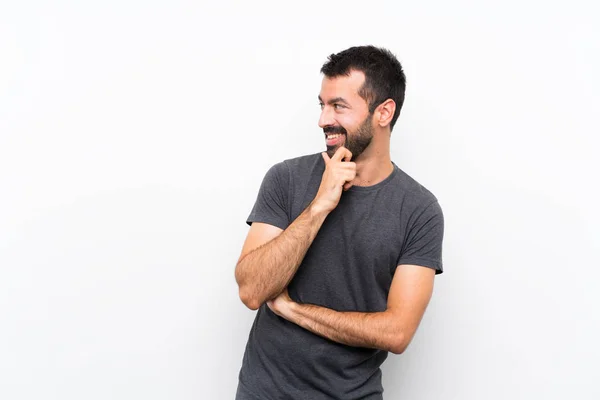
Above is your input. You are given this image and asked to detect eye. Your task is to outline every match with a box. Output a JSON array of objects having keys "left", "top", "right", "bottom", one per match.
[
  {"left": 333, "top": 103, "right": 344, "bottom": 110},
  {"left": 319, "top": 102, "right": 324, "bottom": 109}
]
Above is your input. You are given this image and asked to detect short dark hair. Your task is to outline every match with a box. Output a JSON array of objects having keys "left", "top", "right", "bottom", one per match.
[{"left": 320, "top": 45, "right": 406, "bottom": 131}]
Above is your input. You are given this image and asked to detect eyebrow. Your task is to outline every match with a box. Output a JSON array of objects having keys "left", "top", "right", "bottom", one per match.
[{"left": 318, "top": 96, "right": 350, "bottom": 106}]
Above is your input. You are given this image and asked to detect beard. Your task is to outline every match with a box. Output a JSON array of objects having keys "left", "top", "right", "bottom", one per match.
[{"left": 325, "top": 115, "right": 374, "bottom": 160}]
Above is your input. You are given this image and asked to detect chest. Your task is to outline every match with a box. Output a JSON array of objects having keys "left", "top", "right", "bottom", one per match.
[{"left": 289, "top": 191, "right": 406, "bottom": 312}]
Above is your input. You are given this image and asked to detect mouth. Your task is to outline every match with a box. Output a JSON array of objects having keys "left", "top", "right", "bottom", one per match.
[{"left": 325, "top": 133, "right": 345, "bottom": 146}]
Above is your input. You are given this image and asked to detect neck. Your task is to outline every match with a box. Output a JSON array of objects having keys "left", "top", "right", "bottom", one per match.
[{"left": 351, "top": 133, "right": 394, "bottom": 187}]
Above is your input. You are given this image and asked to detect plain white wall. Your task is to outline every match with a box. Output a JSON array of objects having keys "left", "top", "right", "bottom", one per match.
[{"left": 1, "top": 1, "right": 598, "bottom": 399}]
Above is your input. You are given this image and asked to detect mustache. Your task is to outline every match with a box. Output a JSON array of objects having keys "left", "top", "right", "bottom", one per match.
[{"left": 323, "top": 126, "right": 347, "bottom": 135}]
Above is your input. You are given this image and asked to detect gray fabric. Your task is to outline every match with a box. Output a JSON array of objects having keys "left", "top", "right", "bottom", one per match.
[{"left": 237, "top": 153, "right": 444, "bottom": 400}]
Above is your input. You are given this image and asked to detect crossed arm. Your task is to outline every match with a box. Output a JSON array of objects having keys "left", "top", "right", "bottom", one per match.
[
  {"left": 234, "top": 201, "right": 329, "bottom": 310},
  {"left": 267, "top": 263, "right": 435, "bottom": 354},
  {"left": 235, "top": 212, "right": 436, "bottom": 354}
]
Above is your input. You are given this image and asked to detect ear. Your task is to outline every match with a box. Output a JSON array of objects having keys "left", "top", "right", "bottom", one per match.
[{"left": 375, "top": 99, "right": 396, "bottom": 129}]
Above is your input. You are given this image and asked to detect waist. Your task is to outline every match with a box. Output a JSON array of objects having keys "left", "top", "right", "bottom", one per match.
[{"left": 240, "top": 306, "right": 387, "bottom": 399}]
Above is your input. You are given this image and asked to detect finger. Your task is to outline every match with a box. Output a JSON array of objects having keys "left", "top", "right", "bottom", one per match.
[
  {"left": 343, "top": 170, "right": 357, "bottom": 181},
  {"left": 332, "top": 146, "right": 352, "bottom": 163},
  {"left": 342, "top": 148, "right": 352, "bottom": 162},
  {"left": 339, "top": 162, "right": 356, "bottom": 170},
  {"left": 321, "top": 152, "right": 330, "bottom": 164},
  {"left": 343, "top": 182, "right": 353, "bottom": 191}
]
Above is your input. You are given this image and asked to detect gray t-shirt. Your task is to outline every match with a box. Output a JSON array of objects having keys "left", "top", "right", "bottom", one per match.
[{"left": 236, "top": 153, "right": 444, "bottom": 400}]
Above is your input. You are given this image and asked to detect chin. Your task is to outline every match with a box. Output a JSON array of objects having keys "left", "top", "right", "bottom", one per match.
[
  {"left": 326, "top": 146, "right": 338, "bottom": 159},
  {"left": 326, "top": 142, "right": 347, "bottom": 158}
]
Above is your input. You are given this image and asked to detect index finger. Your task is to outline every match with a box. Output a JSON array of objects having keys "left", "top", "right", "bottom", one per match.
[{"left": 332, "top": 146, "right": 352, "bottom": 162}]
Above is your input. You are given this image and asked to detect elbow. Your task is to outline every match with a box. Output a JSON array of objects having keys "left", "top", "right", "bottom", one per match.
[
  {"left": 235, "top": 265, "right": 261, "bottom": 310},
  {"left": 238, "top": 286, "right": 262, "bottom": 311},
  {"left": 389, "top": 344, "right": 407, "bottom": 355},
  {"left": 388, "top": 333, "right": 408, "bottom": 355}
]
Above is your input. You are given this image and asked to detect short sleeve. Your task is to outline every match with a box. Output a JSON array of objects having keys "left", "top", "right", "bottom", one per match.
[
  {"left": 397, "top": 200, "right": 445, "bottom": 274},
  {"left": 246, "top": 162, "right": 291, "bottom": 230}
]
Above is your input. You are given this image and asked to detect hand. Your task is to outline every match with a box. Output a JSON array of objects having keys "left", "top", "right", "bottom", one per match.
[
  {"left": 314, "top": 147, "right": 357, "bottom": 213},
  {"left": 267, "top": 288, "right": 294, "bottom": 319}
]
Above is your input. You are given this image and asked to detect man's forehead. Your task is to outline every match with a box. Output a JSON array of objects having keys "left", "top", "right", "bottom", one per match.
[{"left": 319, "top": 70, "right": 366, "bottom": 100}]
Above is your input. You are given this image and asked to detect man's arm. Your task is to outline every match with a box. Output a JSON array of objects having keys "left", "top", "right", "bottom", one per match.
[
  {"left": 235, "top": 204, "right": 328, "bottom": 310},
  {"left": 267, "top": 264, "right": 435, "bottom": 354},
  {"left": 235, "top": 147, "right": 356, "bottom": 310}
]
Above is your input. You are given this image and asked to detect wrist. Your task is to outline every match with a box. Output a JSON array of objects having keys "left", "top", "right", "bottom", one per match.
[
  {"left": 308, "top": 200, "right": 330, "bottom": 219},
  {"left": 285, "top": 299, "right": 300, "bottom": 322}
]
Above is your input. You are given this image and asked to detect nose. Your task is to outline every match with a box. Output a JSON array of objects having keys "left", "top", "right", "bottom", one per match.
[{"left": 318, "top": 106, "right": 335, "bottom": 129}]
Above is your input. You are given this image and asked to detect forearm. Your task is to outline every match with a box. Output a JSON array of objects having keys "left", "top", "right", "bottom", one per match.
[
  {"left": 287, "top": 302, "right": 406, "bottom": 354},
  {"left": 236, "top": 202, "right": 329, "bottom": 310}
]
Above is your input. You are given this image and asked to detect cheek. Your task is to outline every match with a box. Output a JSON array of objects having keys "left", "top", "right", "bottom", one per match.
[{"left": 337, "top": 116, "right": 358, "bottom": 133}]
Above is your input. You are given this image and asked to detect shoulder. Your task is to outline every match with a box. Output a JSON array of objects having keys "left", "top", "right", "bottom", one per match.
[
  {"left": 264, "top": 153, "right": 324, "bottom": 183},
  {"left": 281, "top": 152, "right": 323, "bottom": 175},
  {"left": 261, "top": 152, "right": 323, "bottom": 187},
  {"left": 391, "top": 164, "right": 442, "bottom": 214}
]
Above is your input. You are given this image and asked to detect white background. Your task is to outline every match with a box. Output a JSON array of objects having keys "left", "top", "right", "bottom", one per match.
[{"left": 1, "top": 1, "right": 599, "bottom": 399}]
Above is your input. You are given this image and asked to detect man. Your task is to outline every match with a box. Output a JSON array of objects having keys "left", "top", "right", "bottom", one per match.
[{"left": 234, "top": 45, "right": 444, "bottom": 399}]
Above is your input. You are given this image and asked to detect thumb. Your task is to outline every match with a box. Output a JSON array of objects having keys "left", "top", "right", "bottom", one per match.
[{"left": 321, "top": 152, "right": 330, "bottom": 164}]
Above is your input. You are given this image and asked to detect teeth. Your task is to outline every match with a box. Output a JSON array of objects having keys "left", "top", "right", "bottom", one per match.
[{"left": 327, "top": 134, "right": 342, "bottom": 139}]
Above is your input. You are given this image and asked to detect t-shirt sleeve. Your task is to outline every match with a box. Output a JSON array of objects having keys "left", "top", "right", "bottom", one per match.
[
  {"left": 246, "top": 161, "right": 291, "bottom": 231},
  {"left": 397, "top": 200, "right": 445, "bottom": 274}
]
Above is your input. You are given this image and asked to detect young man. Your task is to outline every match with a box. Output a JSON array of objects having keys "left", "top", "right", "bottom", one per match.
[{"left": 234, "top": 45, "right": 445, "bottom": 399}]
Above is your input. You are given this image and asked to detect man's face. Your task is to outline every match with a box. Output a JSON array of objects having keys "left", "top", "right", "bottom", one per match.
[{"left": 318, "top": 70, "right": 374, "bottom": 160}]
